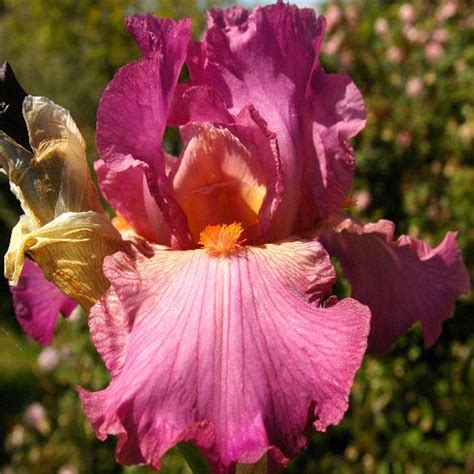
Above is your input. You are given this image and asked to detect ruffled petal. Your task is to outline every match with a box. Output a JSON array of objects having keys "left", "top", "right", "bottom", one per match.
[
  {"left": 79, "top": 240, "right": 370, "bottom": 471},
  {"left": 96, "top": 16, "right": 192, "bottom": 247},
  {"left": 0, "top": 61, "right": 29, "bottom": 150},
  {"left": 168, "top": 84, "right": 233, "bottom": 127},
  {"left": 5, "top": 211, "right": 122, "bottom": 309},
  {"left": 10, "top": 258, "right": 76, "bottom": 346},
  {"left": 296, "top": 71, "right": 366, "bottom": 231},
  {"left": 174, "top": 104, "right": 283, "bottom": 243},
  {"left": 319, "top": 218, "right": 470, "bottom": 354},
  {"left": 95, "top": 158, "right": 171, "bottom": 245},
  {"left": 97, "top": 16, "right": 190, "bottom": 167},
  {"left": 170, "top": 124, "right": 268, "bottom": 243},
  {"left": 187, "top": 4, "right": 365, "bottom": 237}
]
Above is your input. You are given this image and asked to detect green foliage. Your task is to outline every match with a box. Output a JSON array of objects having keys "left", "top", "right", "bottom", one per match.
[{"left": 0, "top": 0, "right": 473, "bottom": 473}]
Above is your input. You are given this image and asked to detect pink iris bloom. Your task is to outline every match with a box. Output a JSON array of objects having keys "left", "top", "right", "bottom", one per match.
[
  {"left": 77, "top": 3, "right": 468, "bottom": 471},
  {"left": 1, "top": 2, "right": 469, "bottom": 472}
]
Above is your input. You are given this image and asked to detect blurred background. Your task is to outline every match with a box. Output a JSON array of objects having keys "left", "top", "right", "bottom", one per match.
[{"left": 0, "top": 0, "right": 473, "bottom": 472}]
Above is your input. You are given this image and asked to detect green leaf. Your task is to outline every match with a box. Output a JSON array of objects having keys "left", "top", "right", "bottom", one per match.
[{"left": 178, "top": 441, "right": 211, "bottom": 474}]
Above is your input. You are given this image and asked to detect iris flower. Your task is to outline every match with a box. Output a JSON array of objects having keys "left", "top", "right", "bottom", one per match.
[{"left": 0, "top": 2, "right": 469, "bottom": 472}]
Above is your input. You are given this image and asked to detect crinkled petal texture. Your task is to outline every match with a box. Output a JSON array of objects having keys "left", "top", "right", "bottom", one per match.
[
  {"left": 5, "top": 211, "right": 122, "bottom": 309},
  {"left": 319, "top": 218, "right": 470, "bottom": 354},
  {"left": 10, "top": 258, "right": 76, "bottom": 346},
  {"left": 0, "top": 94, "right": 123, "bottom": 309},
  {"left": 0, "top": 96, "right": 102, "bottom": 226},
  {"left": 79, "top": 240, "right": 370, "bottom": 472},
  {"left": 187, "top": 3, "right": 366, "bottom": 238}
]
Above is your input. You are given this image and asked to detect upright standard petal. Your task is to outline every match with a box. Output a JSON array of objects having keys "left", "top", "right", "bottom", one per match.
[
  {"left": 10, "top": 259, "right": 76, "bottom": 346},
  {"left": 319, "top": 218, "right": 470, "bottom": 354},
  {"left": 95, "top": 158, "right": 171, "bottom": 245},
  {"left": 187, "top": 3, "right": 366, "bottom": 238},
  {"left": 80, "top": 240, "right": 370, "bottom": 472},
  {"left": 96, "top": 17, "right": 192, "bottom": 247},
  {"left": 296, "top": 71, "right": 366, "bottom": 232},
  {"left": 172, "top": 101, "right": 283, "bottom": 243}
]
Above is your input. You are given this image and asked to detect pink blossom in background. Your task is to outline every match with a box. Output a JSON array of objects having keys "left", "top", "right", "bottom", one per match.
[
  {"left": 322, "top": 31, "right": 344, "bottom": 55},
  {"left": 340, "top": 50, "right": 354, "bottom": 69},
  {"left": 399, "top": 3, "right": 416, "bottom": 24},
  {"left": 432, "top": 28, "right": 449, "bottom": 44},
  {"left": 325, "top": 3, "right": 341, "bottom": 31},
  {"left": 406, "top": 77, "right": 424, "bottom": 99},
  {"left": 397, "top": 130, "right": 413, "bottom": 149},
  {"left": 402, "top": 25, "right": 428, "bottom": 44},
  {"left": 436, "top": 0, "right": 458, "bottom": 22},
  {"left": 24, "top": 403, "right": 48, "bottom": 432},
  {"left": 38, "top": 347, "right": 60, "bottom": 371},
  {"left": 387, "top": 45, "right": 404, "bottom": 64},
  {"left": 353, "top": 189, "right": 372, "bottom": 212},
  {"left": 374, "top": 17, "right": 389, "bottom": 36},
  {"left": 425, "top": 41, "right": 444, "bottom": 62}
]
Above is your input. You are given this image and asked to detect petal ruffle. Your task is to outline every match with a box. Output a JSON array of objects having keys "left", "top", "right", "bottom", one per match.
[
  {"left": 97, "top": 16, "right": 190, "bottom": 168},
  {"left": 187, "top": 3, "right": 365, "bottom": 238},
  {"left": 95, "top": 158, "right": 171, "bottom": 245},
  {"left": 296, "top": 71, "right": 366, "bottom": 231},
  {"left": 80, "top": 240, "right": 370, "bottom": 471},
  {"left": 10, "top": 258, "right": 76, "bottom": 346},
  {"left": 319, "top": 218, "right": 470, "bottom": 354},
  {"left": 172, "top": 101, "right": 283, "bottom": 243}
]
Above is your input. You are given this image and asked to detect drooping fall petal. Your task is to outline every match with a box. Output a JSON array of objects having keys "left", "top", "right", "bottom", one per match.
[
  {"left": 79, "top": 239, "right": 370, "bottom": 471},
  {"left": 319, "top": 218, "right": 470, "bottom": 354},
  {"left": 187, "top": 2, "right": 365, "bottom": 238},
  {"left": 10, "top": 258, "right": 76, "bottom": 346}
]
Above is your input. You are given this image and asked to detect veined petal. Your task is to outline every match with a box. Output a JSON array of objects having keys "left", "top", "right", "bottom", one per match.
[
  {"left": 10, "top": 258, "right": 76, "bottom": 346},
  {"left": 79, "top": 239, "right": 370, "bottom": 471},
  {"left": 95, "top": 158, "right": 171, "bottom": 245},
  {"left": 319, "top": 218, "right": 470, "bottom": 354},
  {"left": 5, "top": 211, "right": 122, "bottom": 309},
  {"left": 168, "top": 84, "right": 233, "bottom": 127}
]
